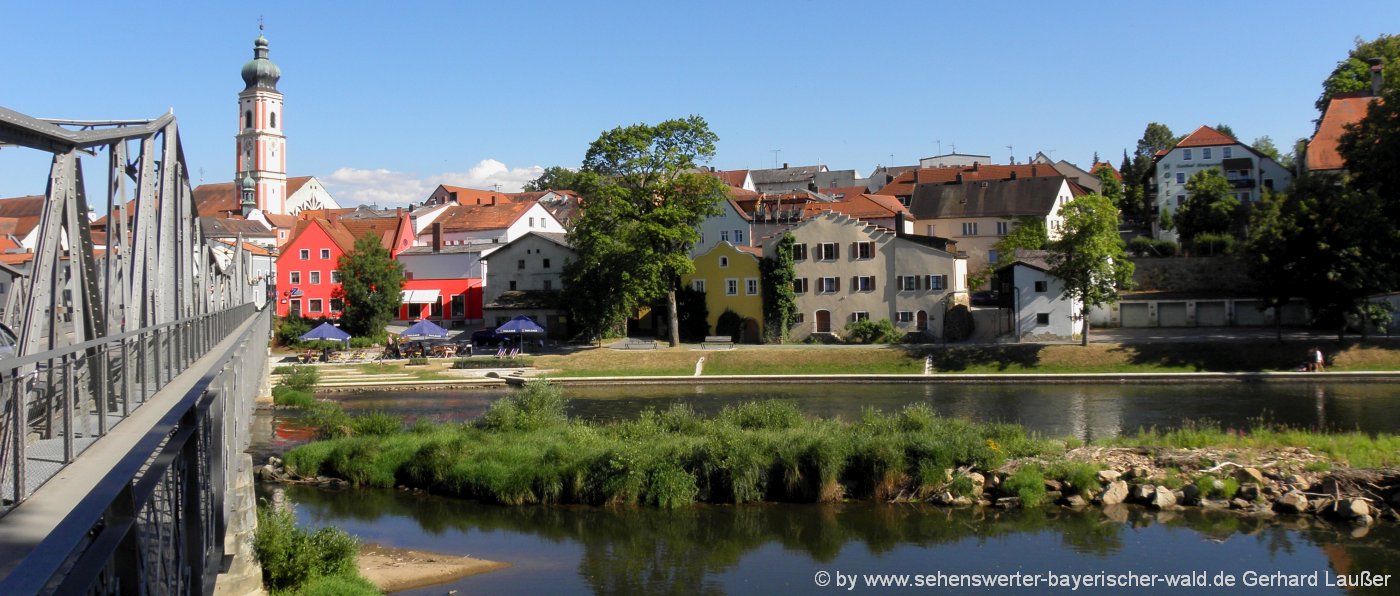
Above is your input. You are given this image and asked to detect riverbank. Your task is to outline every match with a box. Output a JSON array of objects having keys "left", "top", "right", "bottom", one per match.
[{"left": 358, "top": 543, "right": 508, "bottom": 593}]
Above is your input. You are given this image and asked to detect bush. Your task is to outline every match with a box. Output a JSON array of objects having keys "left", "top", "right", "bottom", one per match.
[
  {"left": 253, "top": 507, "right": 363, "bottom": 592},
  {"left": 1188, "top": 233, "right": 1235, "bottom": 256},
  {"left": 1129, "top": 236, "right": 1179, "bottom": 257},
  {"left": 349, "top": 336, "right": 384, "bottom": 349},
  {"left": 478, "top": 380, "right": 568, "bottom": 431},
  {"left": 275, "top": 316, "right": 315, "bottom": 347},
  {"left": 272, "top": 386, "right": 316, "bottom": 408},
  {"left": 406, "top": 357, "right": 429, "bottom": 366},
  {"left": 276, "top": 366, "right": 320, "bottom": 392},
  {"left": 843, "top": 319, "right": 900, "bottom": 344},
  {"left": 943, "top": 304, "right": 975, "bottom": 342},
  {"left": 715, "top": 309, "right": 744, "bottom": 342},
  {"left": 453, "top": 357, "right": 534, "bottom": 369},
  {"left": 351, "top": 411, "right": 401, "bottom": 436},
  {"left": 1046, "top": 461, "right": 1102, "bottom": 494},
  {"left": 718, "top": 400, "right": 802, "bottom": 430},
  {"left": 1002, "top": 465, "right": 1047, "bottom": 507}
]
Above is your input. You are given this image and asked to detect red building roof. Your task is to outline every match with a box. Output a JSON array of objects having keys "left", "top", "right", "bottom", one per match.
[
  {"left": 1176, "top": 125, "right": 1237, "bottom": 148},
  {"left": 1307, "top": 96, "right": 1378, "bottom": 172},
  {"left": 876, "top": 164, "right": 1049, "bottom": 197}
]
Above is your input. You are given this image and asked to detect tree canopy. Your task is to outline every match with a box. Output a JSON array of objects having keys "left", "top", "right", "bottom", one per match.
[
  {"left": 759, "top": 233, "right": 798, "bottom": 343},
  {"left": 332, "top": 234, "right": 405, "bottom": 338},
  {"left": 1175, "top": 169, "right": 1239, "bottom": 243},
  {"left": 564, "top": 116, "right": 728, "bottom": 345},
  {"left": 523, "top": 166, "right": 589, "bottom": 193},
  {"left": 971, "top": 216, "right": 1049, "bottom": 289},
  {"left": 1315, "top": 34, "right": 1400, "bottom": 114},
  {"left": 1049, "top": 193, "right": 1134, "bottom": 345}
]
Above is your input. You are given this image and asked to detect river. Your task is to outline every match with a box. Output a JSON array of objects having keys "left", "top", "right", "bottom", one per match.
[{"left": 252, "top": 381, "right": 1400, "bottom": 594}]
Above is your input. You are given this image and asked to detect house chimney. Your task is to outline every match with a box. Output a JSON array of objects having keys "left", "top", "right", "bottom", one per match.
[
  {"left": 971, "top": 162, "right": 979, "bottom": 171},
  {"left": 1009, "top": 171, "right": 1018, "bottom": 180},
  {"left": 1370, "top": 57, "right": 1385, "bottom": 96},
  {"left": 432, "top": 222, "right": 442, "bottom": 253},
  {"left": 894, "top": 211, "right": 906, "bottom": 237},
  {"left": 955, "top": 173, "right": 963, "bottom": 184},
  {"left": 782, "top": 162, "right": 789, "bottom": 169},
  {"left": 1031, "top": 164, "right": 1038, "bottom": 177}
]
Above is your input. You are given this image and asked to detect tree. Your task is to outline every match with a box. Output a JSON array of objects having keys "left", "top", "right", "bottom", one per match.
[
  {"left": 1094, "top": 166, "right": 1126, "bottom": 216},
  {"left": 1213, "top": 123, "right": 1238, "bottom": 140},
  {"left": 1252, "top": 136, "right": 1281, "bottom": 161},
  {"left": 523, "top": 166, "right": 588, "bottom": 193},
  {"left": 1315, "top": 34, "right": 1400, "bottom": 114},
  {"left": 1175, "top": 169, "right": 1239, "bottom": 244},
  {"left": 1338, "top": 82, "right": 1400, "bottom": 225},
  {"left": 1048, "top": 193, "right": 1135, "bottom": 345},
  {"left": 1244, "top": 189, "right": 1296, "bottom": 341},
  {"left": 970, "top": 217, "right": 1048, "bottom": 289},
  {"left": 333, "top": 234, "right": 405, "bottom": 338},
  {"left": 759, "top": 233, "right": 798, "bottom": 343},
  {"left": 565, "top": 116, "right": 728, "bottom": 347},
  {"left": 1135, "top": 123, "right": 1178, "bottom": 160}
]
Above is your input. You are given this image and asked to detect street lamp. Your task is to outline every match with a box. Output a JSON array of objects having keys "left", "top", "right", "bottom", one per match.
[{"left": 239, "top": 173, "right": 256, "bottom": 217}]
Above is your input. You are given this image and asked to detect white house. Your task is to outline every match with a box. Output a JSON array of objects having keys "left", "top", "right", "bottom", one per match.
[
  {"left": 1152, "top": 126, "right": 1293, "bottom": 241},
  {"left": 994, "top": 249, "right": 1081, "bottom": 342},
  {"left": 693, "top": 198, "right": 754, "bottom": 257},
  {"left": 412, "top": 198, "right": 565, "bottom": 247}
]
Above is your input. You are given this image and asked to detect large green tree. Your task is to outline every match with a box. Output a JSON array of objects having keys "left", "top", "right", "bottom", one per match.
[
  {"left": 1244, "top": 189, "right": 1296, "bottom": 341},
  {"left": 1175, "top": 169, "right": 1240, "bottom": 243},
  {"left": 523, "top": 166, "right": 589, "bottom": 193},
  {"left": 970, "top": 217, "right": 1049, "bottom": 289},
  {"left": 1315, "top": 34, "right": 1400, "bottom": 114},
  {"left": 565, "top": 116, "right": 728, "bottom": 346},
  {"left": 1048, "top": 193, "right": 1135, "bottom": 345},
  {"left": 759, "top": 233, "right": 798, "bottom": 343},
  {"left": 333, "top": 234, "right": 405, "bottom": 338}
]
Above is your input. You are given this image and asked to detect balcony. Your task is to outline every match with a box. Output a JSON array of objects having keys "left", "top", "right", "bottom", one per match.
[{"left": 1227, "top": 178, "right": 1255, "bottom": 189}]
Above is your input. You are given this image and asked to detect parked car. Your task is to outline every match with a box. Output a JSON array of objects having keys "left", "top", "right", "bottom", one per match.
[{"left": 471, "top": 329, "right": 512, "bottom": 347}]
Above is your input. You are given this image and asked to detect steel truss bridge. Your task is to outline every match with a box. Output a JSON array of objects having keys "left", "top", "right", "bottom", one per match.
[{"left": 0, "top": 106, "right": 269, "bottom": 594}]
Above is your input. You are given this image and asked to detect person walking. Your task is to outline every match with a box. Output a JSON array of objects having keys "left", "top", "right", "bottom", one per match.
[{"left": 1314, "top": 347, "right": 1325, "bottom": 373}]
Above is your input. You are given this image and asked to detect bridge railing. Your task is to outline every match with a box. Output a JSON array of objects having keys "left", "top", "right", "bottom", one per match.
[
  {"left": 0, "top": 304, "right": 269, "bottom": 594},
  {"left": 1, "top": 302, "right": 261, "bottom": 515}
]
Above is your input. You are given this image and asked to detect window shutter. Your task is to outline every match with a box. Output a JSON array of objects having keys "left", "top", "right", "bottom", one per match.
[
  {"left": 835, "top": 277, "right": 841, "bottom": 292},
  {"left": 850, "top": 276, "right": 857, "bottom": 292},
  {"left": 871, "top": 276, "right": 876, "bottom": 290}
]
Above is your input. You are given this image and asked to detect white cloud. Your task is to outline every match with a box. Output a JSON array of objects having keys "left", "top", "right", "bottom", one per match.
[{"left": 323, "top": 160, "right": 544, "bottom": 207}]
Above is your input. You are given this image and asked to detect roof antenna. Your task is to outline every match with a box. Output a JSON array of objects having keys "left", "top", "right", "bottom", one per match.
[
  {"left": 1006, "top": 145, "right": 1014, "bottom": 164},
  {"left": 770, "top": 149, "right": 781, "bottom": 168}
]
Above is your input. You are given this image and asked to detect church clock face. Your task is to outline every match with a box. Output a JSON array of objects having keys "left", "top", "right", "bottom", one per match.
[{"left": 243, "top": 140, "right": 254, "bottom": 169}]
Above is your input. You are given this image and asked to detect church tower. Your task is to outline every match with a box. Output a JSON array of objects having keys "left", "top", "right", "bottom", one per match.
[{"left": 236, "top": 32, "right": 288, "bottom": 214}]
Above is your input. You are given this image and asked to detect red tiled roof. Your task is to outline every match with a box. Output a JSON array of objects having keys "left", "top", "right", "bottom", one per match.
[
  {"left": 286, "top": 176, "right": 314, "bottom": 196},
  {"left": 734, "top": 244, "right": 763, "bottom": 256},
  {"left": 436, "top": 201, "right": 534, "bottom": 232},
  {"left": 726, "top": 186, "right": 760, "bottom": 201},
  {"left": 296, "top": 208, "right": 355, "bottom": 221},
  {"left": 193, "top": 182, "right": 238, "bottom": 217},
  {"left": 1176, "top": 125, "right": 1237, "bottom": 148},
  {"left": 0, "top": 235, "right": 20, "bottom": 252},
  {"left": 262, "top": 212, "right": 297, "bottom": 229},
  {"left": 1307, "top": 96, "right": 1379, "bottom": 172},
  {"left": 340, "top": 216, "right": 403, "bottom": 250},
  {"left": 285, "top": 218, "right": 359, "bottom": 256},
  {"left": 1091, "top": 162, "right": 1122, "bottom": 181},
  {"left": 876, "top": 164, "right": 1050, "bottom": 197},
  {"left": 215, "top": 239, "right": 274, "bottom": 256},
  {"left": 436, "top": 185, "right": 527, "bottom": 207},
  {"left": 0, "top": 195, "right": 45, "bottom": 238},
  {"left": 817, "top": 193, "right": 910, "bottom": 221},
  {"left": 706, "top": 169, "right": 749, "bottom": 188}
]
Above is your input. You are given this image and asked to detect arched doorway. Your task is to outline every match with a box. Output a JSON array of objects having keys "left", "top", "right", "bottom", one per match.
[
  {"left": 916, "top": 310, "right": 928, "bottom": 332},
  {"left": 815, "top": 310, "right": 832, "bottom": 333}
]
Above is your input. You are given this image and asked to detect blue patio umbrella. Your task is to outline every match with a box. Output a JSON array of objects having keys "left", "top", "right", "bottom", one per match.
[
  {"left": 496, "top": 316, "right": 545, "bottom": 352},
  {"left": 401, "top": 319, "right": 449, "bottom": 339},
  {"left": 299, "top": 322, "right": 351, "bottom": 344}
]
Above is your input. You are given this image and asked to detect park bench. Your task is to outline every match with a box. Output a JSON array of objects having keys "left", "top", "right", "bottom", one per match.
[
  {"left": 621, "top": 338, "right": 658, "bottom": 350},
  {"left": 701, "top": 335, "right": 735, "bottom": 350}
]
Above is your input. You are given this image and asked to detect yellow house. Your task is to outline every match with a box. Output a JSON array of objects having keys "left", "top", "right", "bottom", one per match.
[{"left": 683, "top": 241, "right": 765, "bottom": 341}]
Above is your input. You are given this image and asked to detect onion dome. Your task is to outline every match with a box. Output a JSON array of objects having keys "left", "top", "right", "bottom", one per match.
[{"left": 240, "top": 35, "right": 281, "bottom": 90}]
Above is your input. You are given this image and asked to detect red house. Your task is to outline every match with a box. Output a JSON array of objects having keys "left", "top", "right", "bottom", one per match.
[{"left": 275, "top": 210, "right": 414, "bottom": 319}]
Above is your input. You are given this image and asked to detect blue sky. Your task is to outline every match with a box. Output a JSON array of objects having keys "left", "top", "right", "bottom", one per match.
[{"left": 2, "top": 1, "right": 1396, "bottom": 208}]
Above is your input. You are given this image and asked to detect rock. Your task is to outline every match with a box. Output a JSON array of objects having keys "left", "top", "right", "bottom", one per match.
[
  {"left": 1286, "top": 474, "right": 1308, "bottom": 489},
  {"left": 1130, "top": 484, "right": 1155, "bottom": 503},
  {"left": 1181, "top": 484, "right": 1202, "bottom": 505},
  {"left": 1275, "top": 491, "right": 1309, "bottom": 514},
  {"left": 996, "top": 497, "right": 1021, "bottom": 509},
  {"left": 1044, "top": 479, "right": 1064, "bottom": 492},
  {"left": 1351, "top": 525, "right": 1372, "bottom": 539},
  {"left": 1102, "top": 503, "right": 1130, "bottom": 524},
  {"left": 1356, "top": 514, "right": 1375, "bottom": 527},
  {"left": 1343, "top": 499, "right": 1371, "bottom": 520},
  {"left": 964, "top": 472, "right": 986, "bottom": 497},
  {"left": 1235, "top": 467, "right": 1267, "bottom": 486},
  {"left": 1237, "top": 483, "right": 1261, "bottom": 501},
  {"left": 1096, "top": 470, "right": 1122, "bottom": 484},
  {"left": 1100, "top": 480, "right": 1129, "bottom": 506},
  {"left": 950, "top": 496, "right": 974, "bottom": 507},
  {"left": 267, "top": 456, "right": 283, "bottom": 467},
  {"left": 1149, "top": 486, "right": 1177, "bottom": 509},
  {"left": 1230, "top": 498, "right": 1252, "bottom": 510},
  {"left": 1063, "top": 494, "right": 1088, "bottom": 508},
  {"left": 1200, "top": 499, "right": 1227, "bottom": 510},
  {"left": 1045, "top": 490, "right": 1063, "bottom": 503},
  {"left": 1261, "top": 485, "right": 1282, "bottom": 499},
  {"left": 1127, "top": 466, "right": 1151, "bottom": 480}
]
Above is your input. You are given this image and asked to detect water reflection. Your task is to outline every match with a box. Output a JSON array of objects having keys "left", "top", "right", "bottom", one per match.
[{"left": 272, "top": 484, "right": 1400, "bottom": 596}]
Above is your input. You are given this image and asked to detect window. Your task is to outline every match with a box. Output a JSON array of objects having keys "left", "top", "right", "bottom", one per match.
[
  {"left": 719, "top": 256, "right": 729, "bottom": 268},
  {"left": 745, "top": 278, "right": 759, "bottom": 295},
  {"left": 692, "top": 279, "right": 706, "bottom": 292},
  {"left": 299, "top": 249, "right": 309, "bottom": 260},
  {"left": 996, "top": 221, "right": 1010, "bottom": 236},
  {"left": 308, "top": 299, "right": 323, "bottom": 313},
  {"left": 528, "top": 217, "right": 535, "bottom": 227},
  {"left": 544, "top": 280, "right": 553, "bottom": 290},
  {"left": 1034, "top": 280, "right": 1048, "bottom": 293},
  {"left": 897, "top": 311, "right": 914, "bottom": 323},
  {"left": 508, "top": 281, "right": 517, "bottom": 291},
  {"left": 855, "top": 276, "right": 875, "bottom": 292},
  {"left": 793, "top": 278, "right": 808, "bottom": 293},
  {"left": 988, "top": 250, "right": 998, "bottom": 265},
  {"left": 726, "top": 279, "right": 739, "bottom": 296},
  {"left": 792, "top": 243, "right": 807, "bottom": 261},
  {"left": 1036, "top": 313, "right": 1050, "bottom": 326},
  {"left": 289, "top": 299, "right": 300, "bottom": 315},
  {"left": 1202, "top": 148, "right": 1212, "bottom": 160},
  {"left": 543, "top": 258, "right": 551, "bottom": 269},
  {"left": 309, "top": 271, "right": 321, "bottom": 285},
  {"left": 899, "top": 275, "right": 919, "bottom": 291},
  {"left": 795, "top": 312, "right": 805, "bottom": 324},
  {"left": 817, "top": 243, "right": 839, "bottom": 261},
  {"left": 818, "top": 277, "right": 839, "bottom": 293},
  {"left": 855, "top": 241, "right": 874, "bottom": 259},
  {"left": 1223, "top": 147, "right": 1233, "bottom": 159},
  {"left": 289, "top": 271, "right": 301, "bottom": 285},
  {"left": 244, "top": 110, "right": 252, "bottom": 129},
  {"left": 1176, "top": 173, "right": 1185, "bottom": 184},
  {"left": 320, "top": 249, "right": 330, "bottom": 260},
  {"left": 852, "top": 311, "right": 870, "bottom": 322},
  {"left": 330, "top": 298, "right": 343, "bottom": 312},
  {"left": 451, "top": 295, "right": 465, "bottom": 318},
  {"left": 331, "top": 271, "right": 341, "bottom": 283},
  {"left": 721, "top": 230, "right": 730, "bottom": 242},
  {"left": 270, "top": 112, "right": 277, "bottom": 129},
  {"left": 735, "top": 229, "right": 744, "bottom": 243},
  {"left": 926, "top": 274, "right": 948, "bottom": 290},
  {"left": 961, "top": 222, "right": 978, "bottom": 236},
  {"left": 1176, "top": 195, "right": 1186, "bottom": 207},
  {"left": 518, "top": 259, "right": 526, "bottom": 270},
  {"left": 1183, "top": 149, "right": 1192, "bottom": 161}
]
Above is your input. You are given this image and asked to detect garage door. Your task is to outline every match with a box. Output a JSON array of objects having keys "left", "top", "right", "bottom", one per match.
[
  {"left": 1234, "top": 300, "right": 1268, "bottom": 326},
  {"left": 1159, "top": 302, "right": 1189, "bottom": 327},
  {"left": 1196, "top": 302, "right": 1228, "bottom": 326},
  {"left": 1120, "top": 303, "right": 1150, "bottom": 328},
  {"left": 1280, "top": 302, "right": 1309, "bottom": 326}
]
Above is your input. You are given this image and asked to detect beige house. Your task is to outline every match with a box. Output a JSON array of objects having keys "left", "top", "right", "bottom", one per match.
[
  {"left": 480, "top": 232, "right": 574, "bottom": 338},
  {"left": 766, "top": 211, "right": 966, "bottom": 341},
  {"left": 906, "top": 175, "right": 1077, "bottom": 286}
]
